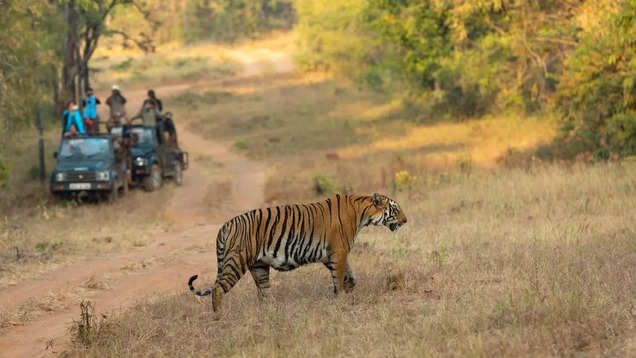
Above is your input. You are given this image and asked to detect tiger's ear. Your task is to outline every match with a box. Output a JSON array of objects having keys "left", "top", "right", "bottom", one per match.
[{"left": 372, "top": 193, "right": 382, "bottom": 206}]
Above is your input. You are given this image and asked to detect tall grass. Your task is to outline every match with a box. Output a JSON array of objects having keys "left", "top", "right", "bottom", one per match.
[{"left": 64, "top": 163, "right": 636, "bottom": 357}]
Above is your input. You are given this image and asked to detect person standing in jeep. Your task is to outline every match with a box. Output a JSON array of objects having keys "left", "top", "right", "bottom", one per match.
[
  {"left": 82, "top": 88, "right": 100, "bottom": 133},
  {"left": 143, "top": 89, "right": 163, "bottom": 113},
  {"left": 106, "top": 85, "right": 128, "bottom": 129}
]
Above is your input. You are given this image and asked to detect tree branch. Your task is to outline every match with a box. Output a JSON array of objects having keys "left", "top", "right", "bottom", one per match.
[{"left": 108, "top": 29, "right": 155, "bottom": 53}]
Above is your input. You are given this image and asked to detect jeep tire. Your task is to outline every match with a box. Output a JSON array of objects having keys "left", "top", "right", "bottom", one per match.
[
  {"left": 143, "top": 164, "right": 162, "bottom": 192},
  {"left": 174, "top": 163, "right": 183, "bottom": 186}
]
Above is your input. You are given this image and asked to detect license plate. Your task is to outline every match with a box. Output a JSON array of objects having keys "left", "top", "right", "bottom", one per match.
[{"left": 69, "top": 183, "right": 91, "bottom": 190}]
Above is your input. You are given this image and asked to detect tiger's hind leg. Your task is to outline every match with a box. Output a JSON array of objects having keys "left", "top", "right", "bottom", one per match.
[
  {"left": 249, "top": 261, "right": 271, "bottom": 301},
  {"left": 212, "top": 284, "right": 224, "bottom": 312},
  {"left": 213, "top": 251, "right": 248, "bottom": 312}
]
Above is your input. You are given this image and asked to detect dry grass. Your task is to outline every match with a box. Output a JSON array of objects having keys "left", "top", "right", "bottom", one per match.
[
  {"left": 91, "top": 43, "right": 238, "bottom": 91},
  {"left": 4, "top": 32, "right": 631, "bottom": 356},
  {"left": 90, "top": 31, "right": 297, "bottom": 92},
  {"left": 64, "top": 163, "right": 636, "bottom": 357},
  {"left": 174, "top": 68, "right": 555, "bottom": 168}
]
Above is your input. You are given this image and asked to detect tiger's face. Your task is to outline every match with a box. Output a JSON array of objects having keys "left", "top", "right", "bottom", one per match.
[{"left": 370, "top": 193, "right": 407, "bottom": 232}]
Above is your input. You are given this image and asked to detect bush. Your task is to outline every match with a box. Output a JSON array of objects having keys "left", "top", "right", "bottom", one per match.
[
  {"left": 296, "top": 1, "right": 581, "bottom": 119},
  {"left": 234, "top": 139, "right": 247, "bottom": 149},
  {"left": 70, "top": 301, "right": 109, "bottom": 349},
  {"left": 312, "top": 173, "right": 338, "bottom": 195},
  {"left": 185, "top": 0, "right": 295, "bottom": 43},
  {"left": 0, "top": 158, "right": 9, "bottom": 188},
  {"left": 391, "top": 170, "right": 416, "bottom": 191},
  {"left": 555, "top": 1, "right": 636, "bottom": 158}
]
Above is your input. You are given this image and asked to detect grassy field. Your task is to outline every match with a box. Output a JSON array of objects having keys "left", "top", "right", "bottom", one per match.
[
  {"left": 65, "top": 163, "right": 636, "bottom": 357},
  {"left": 60, "top": 36, "right": 636, "bottom": 356},
  {"left": 4, "top": 32, "right": 634, "bottom": 356},
  {"left": 166, "top": 69, "right": 555, "bottom": 205},
  {"left": 91, "top": 43, "right": 238, "bottom": 91},
  {"left": 178, "top": 71, "right": 555, "bottom": 163}
]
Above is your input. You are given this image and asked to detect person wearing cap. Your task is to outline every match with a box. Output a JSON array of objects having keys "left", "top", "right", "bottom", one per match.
[
  {"left": 82, "top": 87, "right": 101, "bottom": 133},
  {"left": 106, "top": 85, "right": 128, "bottom": 129},
  {"left": 62, "top": 100, "right": 85, "bottom": 136}
]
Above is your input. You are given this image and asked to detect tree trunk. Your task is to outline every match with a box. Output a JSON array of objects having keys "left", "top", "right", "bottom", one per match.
[
  {"left": 61, "top": 0, "right": 80, "bottom": 106},
  {"left": 82, "top": 62, "right": 90, "bottom": 92}
]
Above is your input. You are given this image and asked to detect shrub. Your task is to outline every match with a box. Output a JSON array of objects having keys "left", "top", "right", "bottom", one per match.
[
  {"left": 69, "top": 301, "right": 109, "bottom": 349},
  {"left": 312, "top": 173, "right": 338, "bottom": 196},
  {"left": 0, "top": 158, "right": 9, "bottom": 188},
  {"left": 391, "top": 170, "right": 416, "bottom": 191},
  {"left": 234, "top": 140, "right": 247, "bottom": 149},
  {"left": 555, "top": 1, "right": 636, "bottom": 158},
  {"left": 455, "top": 154, "right": 472, "bottom": 176}
]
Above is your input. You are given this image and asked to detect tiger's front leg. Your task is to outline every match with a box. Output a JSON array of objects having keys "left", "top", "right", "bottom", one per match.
[
  {"left": 343, "top": 263, "right": 356, "bottom": 293},
  {"left": 323, "top": 252, "right": 353, "bottom": 295}
]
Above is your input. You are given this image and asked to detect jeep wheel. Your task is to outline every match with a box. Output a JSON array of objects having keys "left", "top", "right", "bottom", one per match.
[
  {"left": 174, "top": 163, "right": 183, "bottom": 186},
  {"left": 143, "top": 164, "right": 162, "bottom": 191}
]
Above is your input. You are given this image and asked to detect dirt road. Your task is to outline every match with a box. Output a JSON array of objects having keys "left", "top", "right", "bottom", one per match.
[{"left": 0, "top": 45, "right": 291, "bottom": 357}]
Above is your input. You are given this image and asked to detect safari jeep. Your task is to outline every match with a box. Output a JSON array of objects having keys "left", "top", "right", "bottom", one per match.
[
  {"left": 111, "top": 124, "right": 188, "bottom": 191},
  {"left": 50, "top": 134, "right": 128, "bottom": 202}
]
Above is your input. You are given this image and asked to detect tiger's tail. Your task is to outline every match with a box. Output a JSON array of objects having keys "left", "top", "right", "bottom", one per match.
[{"left": 188, "top": 275, "right": 212, "bottom": 296}]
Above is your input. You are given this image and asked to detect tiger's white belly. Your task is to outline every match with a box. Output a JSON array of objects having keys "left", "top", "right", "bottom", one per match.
[
  {"left": 260, "top": 255, "right": 298, "bottom": 271},
  {"left": 259, "top": 244, "right": 328, "bottom": 271}
]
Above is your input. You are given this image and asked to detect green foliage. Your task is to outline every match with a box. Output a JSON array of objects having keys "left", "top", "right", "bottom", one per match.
[
  {"left": 312, "top": 172, "right": 338, "bottom": 196},
  {"left": 234, "top": 139, "right": 247, "bottom": 149},
  {"left": 185, "top": 0, "right": 295, "bottom": 43},
  {"left": 0, "top": 157, "right": 9, "bottom": 189},
  {"left": 295, "top": 0, "right": 371, "bottom": 76},
  {"left": 296, "top": 0, "right": 579, "bottom": 117},
  {"left": 0, "top": 1, "right": 62, "bottom": 138},
  {"left": 391, "top": 170, "right": 416, "bottom": 191},
  {"left": 555, "top": 1, "right": 636, "bottom": 157},
  {"left": 296, "top": 0, "right": 636, "bottom": 156},
  {"left": 35, "top": 242, "right": 47, "bottom": 253}
]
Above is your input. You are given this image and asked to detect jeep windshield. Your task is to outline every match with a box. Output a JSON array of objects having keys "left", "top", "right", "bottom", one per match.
[
  {"left": 130, "top": 127, "right": 157, "bottom": 147},
  {"left": 58, "top": 138, "right": 112, "bottom": 161}
]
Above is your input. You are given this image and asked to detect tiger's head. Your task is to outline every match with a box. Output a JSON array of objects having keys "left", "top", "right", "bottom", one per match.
[{"left": 368, "top": 193, "right": 407, "bottom": 232}]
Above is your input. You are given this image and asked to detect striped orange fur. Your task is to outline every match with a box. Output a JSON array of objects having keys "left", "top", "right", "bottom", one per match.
[{"left": 188, "top": 193, "right": 407, "bottom": 311}]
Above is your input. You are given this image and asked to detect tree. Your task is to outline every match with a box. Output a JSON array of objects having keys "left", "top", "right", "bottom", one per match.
[
  {"left": 555, "top": 0, "right": 636, "bottom": 158},
  {"left": 59, "top": 0, "right": 154, "bottom": 110},
  {"left": 0, "top": 1, "right": 61, "bottom": 139}
]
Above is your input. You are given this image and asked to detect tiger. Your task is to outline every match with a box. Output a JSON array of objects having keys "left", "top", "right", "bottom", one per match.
[{"left": 188, "top": 193, "right": 407, "bottom": 311}]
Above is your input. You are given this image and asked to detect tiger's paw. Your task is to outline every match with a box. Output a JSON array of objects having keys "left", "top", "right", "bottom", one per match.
[{"left": 343, "top": 278, "right": 356, "bottom": 293}]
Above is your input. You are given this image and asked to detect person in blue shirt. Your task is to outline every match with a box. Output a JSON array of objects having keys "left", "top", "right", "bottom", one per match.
[
  {"left": 82, "top": 88, "right": 100, "bottom": 133},
  {"left": 62, "top": 100, "right": 85, "bottom": 136}
]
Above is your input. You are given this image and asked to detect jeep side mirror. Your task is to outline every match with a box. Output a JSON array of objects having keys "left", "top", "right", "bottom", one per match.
[{"left": 53, "top": 151, "right": 58, "bottom": 159}]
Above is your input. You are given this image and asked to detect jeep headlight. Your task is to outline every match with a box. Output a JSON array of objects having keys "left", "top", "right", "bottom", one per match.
[
  {"left": 55, "top": 172, "right": 66, "bottom": 182},
  {"left": 135, "top": 157, "right": 147, "bottom": 166},
  {"left": 96, "top": 171, "right": 110, "bottom": 181}
]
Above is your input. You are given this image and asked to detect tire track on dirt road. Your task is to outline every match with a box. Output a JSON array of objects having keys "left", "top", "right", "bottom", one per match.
[{"left": 0, "top": 46, "right": 290, "bottom": 357}]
